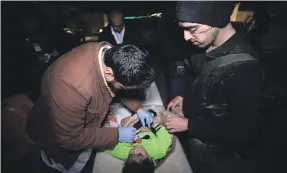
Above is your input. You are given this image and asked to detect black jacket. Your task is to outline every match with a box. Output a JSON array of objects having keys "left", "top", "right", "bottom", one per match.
[
  {"left": 181, "top": 32, "right": 261, "bottom": 157},
  {"left": 99, "top": 24, "right": 141, "bottom": 47}
]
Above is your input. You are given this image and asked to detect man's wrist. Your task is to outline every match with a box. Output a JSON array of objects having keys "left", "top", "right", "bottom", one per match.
[
  {"left": 184, "top": 118, "right": 189, "bottom": 131},
  {"left": 135, "top": 105, "right": 143, "bottom": 112}
]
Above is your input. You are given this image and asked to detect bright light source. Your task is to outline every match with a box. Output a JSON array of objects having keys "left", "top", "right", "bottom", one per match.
[
  {"left": 99, "top": 29, "right": 103, "bottom": 33},
  {"left": 85, "top": 36, "right": 99, "bottom": 42},
  {"left": 103, "top": 13, "right": 109, "bottom": 27},
  {"left": 124, "top": 16, "right": 149, "bottom": 20},
  {"left": 63, "top": 28, "right": 74, "bottom": 34},
  {"left": 124, "top": 13, "right": 162, "bottom": 20},
  {"left": 149, "top": 13, "right": 162, "bottom": 17}
]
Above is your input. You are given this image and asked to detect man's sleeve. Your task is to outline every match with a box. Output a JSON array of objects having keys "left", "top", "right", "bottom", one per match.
[
  {"left": 49, "top": 79, "right": 118, "bottom": 151},
  {"left": 187, "top": 63, "right": 261, "bottom": 142}
]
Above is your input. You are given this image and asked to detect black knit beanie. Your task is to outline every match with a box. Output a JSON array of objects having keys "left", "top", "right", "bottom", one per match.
[{"left": 176, "top": 1, "right": 235, "bottom": 28}]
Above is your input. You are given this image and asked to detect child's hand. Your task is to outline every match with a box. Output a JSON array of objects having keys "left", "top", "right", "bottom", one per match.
[
  {"left": 153, "top": 114, "right": 164, "bottom": 125},
  {"left": 121, "top": 115, "right": 139, "bottom": 127},
  {"left": 170, "top": 107, "right": 185, "bottom": 117},
  {"left": 138, "top": 127, "right": 152, "bottom": 133}
]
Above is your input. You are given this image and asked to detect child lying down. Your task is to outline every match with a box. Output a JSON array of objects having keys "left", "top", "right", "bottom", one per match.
[{"left": 105, "top": 110, "right": 181, "bottom": 173}]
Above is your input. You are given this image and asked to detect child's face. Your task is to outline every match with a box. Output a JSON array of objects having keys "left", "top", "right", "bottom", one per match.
[{"left": 128, "top": 146, "right": 149, "bottom": 163}]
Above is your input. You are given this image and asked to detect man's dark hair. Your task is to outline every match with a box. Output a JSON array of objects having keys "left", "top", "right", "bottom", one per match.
[
  {"left": 108, "top": 9, "right": 124, "bottom": 21},
  {"left": 104, "top": 45, "right": 155, "bottom": 89},
  {"left": 108, "top": 9, "right": 123, "bottom": 16},
  {"left": 122, "top": 159, "right": 155, "bottom": 173}
]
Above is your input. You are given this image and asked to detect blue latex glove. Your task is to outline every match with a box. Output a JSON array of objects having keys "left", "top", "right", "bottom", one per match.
[
  {"left": 118, "top": 127, "right": 137, "bottom": 143},
  {"left": 137, "top": 109, "right": 154, "bottom": 128}
]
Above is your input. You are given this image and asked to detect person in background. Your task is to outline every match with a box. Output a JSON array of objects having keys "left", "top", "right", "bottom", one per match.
[
  {"left": 26, "top": 43, "right": 155, "bottom": 173},
  {"left": 99, "top": 10, "right": 141, "bottom": 46},
  {"left": 165, "top": 1, "right": 261, "bottom": 173},
  {"left": 100, "top": 9, "right": 148, "bottom": 104}
]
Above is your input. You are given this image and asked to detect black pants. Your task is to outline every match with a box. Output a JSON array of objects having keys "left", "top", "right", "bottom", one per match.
[
  {"left": 81, "top": 150, "right": 97, "bottom": 173},
  {"left": 187, "top": 139, "right": 250, "bottom": 173}
]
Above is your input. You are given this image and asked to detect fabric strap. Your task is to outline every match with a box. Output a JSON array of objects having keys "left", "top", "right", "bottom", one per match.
[{"left": 201, "top": 53, "right": 257, "bottom": 75}]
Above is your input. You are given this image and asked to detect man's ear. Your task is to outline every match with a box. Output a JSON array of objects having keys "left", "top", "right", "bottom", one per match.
[{"left": 104, "top": 67, "right": 115, "bottom": 82}]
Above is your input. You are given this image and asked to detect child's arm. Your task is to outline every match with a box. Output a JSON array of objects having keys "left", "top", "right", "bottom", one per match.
[
  {"left": 154, "top": 124, "right": 172, "bottom": 147},
  {"left": 152, "top": 114, "right": 172, "bottom": 155},
  {"left": 105, "top": 142, "right": 131, "bottom": 160},
  {"left": 151, "top": 124, "right": 172, "bottom": 160}
]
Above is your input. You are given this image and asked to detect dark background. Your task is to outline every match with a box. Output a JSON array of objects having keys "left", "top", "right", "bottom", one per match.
[{"left": 2, "top": 1, "right": 287, "bottom": 173}]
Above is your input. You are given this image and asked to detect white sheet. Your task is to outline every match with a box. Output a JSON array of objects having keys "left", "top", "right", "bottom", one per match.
[{"left": 92, "top": 82, "right": 193, "bottom": 173}]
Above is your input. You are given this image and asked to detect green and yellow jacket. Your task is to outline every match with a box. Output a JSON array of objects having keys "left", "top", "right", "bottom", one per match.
[{"left": 105, "top": 125, "right": 172, "bottom": 161}]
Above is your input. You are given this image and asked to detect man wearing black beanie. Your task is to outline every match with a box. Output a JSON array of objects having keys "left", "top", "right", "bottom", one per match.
[{"left": 165, "top": 1, "right": 261, "bottom": 173}]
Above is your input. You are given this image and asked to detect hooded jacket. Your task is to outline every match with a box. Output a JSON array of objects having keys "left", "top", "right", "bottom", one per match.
[{"left": 26, "top": 42, "right": 143, "bottom": 169}]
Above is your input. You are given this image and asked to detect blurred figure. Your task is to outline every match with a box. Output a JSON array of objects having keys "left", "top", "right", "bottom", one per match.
[
  {"left": 165, "top": 2, "right": 261, "bottom": 173},
  {"left": 99, "top": 10, "right": 141, "bottom": 46},
  {"left": 99, "top": 9, "right": 147, "bottom": 102},
  {"left": 248, "top": 2, "right": 287, "bottom": 99}
]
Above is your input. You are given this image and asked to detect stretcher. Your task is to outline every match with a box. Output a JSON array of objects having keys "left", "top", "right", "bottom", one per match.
[{"left": 92, "top": 82, "right": 193, "bottom": 173}]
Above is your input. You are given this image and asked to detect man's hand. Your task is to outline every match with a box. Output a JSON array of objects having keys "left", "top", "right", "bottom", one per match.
[
  {"left": 137, "top": 108, "right": 154, "bottom": 128},
  {"left": 118, "top": 127, "right": 137, "bottom": 143},
  {"left": 164, "top": 117, "right": 188, "bottom": 133},
  {"left": 167, "top": 96, "right": 183, "bottom": 111}
]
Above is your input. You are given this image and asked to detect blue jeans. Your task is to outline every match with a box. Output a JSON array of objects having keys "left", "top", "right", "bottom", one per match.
[{"left": 169, "top": 74, "right": 190, "bottom": 101}]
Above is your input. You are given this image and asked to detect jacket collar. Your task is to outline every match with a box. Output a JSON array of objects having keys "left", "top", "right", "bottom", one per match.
[
  {"left": 98, "top": 44, "right": 115, "bottom": 97},
  {"left": 206, "top": 32, "right": 242, "bottom": 59}
]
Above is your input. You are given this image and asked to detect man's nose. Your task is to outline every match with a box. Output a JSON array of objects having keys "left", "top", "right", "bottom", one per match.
[{"left": 184, "top": 30, "right": 194, "bottom": 41}]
